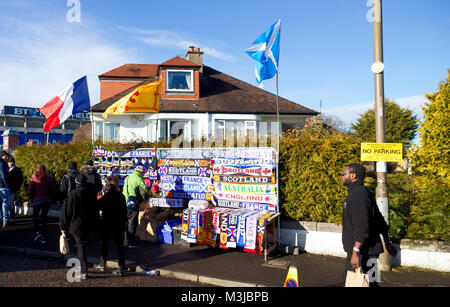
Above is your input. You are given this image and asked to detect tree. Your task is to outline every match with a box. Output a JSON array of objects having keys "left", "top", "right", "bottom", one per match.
[
  {"left": 407, "top": 70, "right": 450, "bottom": 241},
  {"left": 351, "top": 99, "right": 419, "bottom": 146}
]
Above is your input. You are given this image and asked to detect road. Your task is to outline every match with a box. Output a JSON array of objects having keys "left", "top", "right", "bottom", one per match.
[{"left": 0, "top": 252, "right": 206, "bottom": 287}]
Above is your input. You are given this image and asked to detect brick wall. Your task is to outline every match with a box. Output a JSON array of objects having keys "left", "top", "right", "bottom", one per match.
[{"left": 100, "top": 80, "right": 142, "bottom": 101}]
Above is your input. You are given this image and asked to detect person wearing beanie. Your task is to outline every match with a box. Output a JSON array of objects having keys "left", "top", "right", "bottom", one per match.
[
  {"left": 59, "top": 173, "right": 98, "bottom": 280},
  {"left": 122, "top": 165, "right": 148, "bottom": 248},
  {"left": 58, "top": 162, "right": 79, "bottom": 208},
  {"left": 80, "top": 160, "right": 103, "bottom": 197}
]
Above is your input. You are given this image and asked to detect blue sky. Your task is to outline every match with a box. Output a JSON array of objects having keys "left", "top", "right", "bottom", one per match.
[{"left": 0, "top": 0, "right": 448, "bottom": 128}]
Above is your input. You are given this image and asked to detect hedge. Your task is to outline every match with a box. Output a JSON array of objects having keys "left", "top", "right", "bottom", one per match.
[{"left": 10, "top": 129, "right": 444, "bottom": 241}]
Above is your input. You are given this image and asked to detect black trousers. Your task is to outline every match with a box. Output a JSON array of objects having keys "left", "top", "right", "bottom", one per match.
[
  {"left": 346, "top": 253, "right": 380, "bottom": 287},
  {"left": 32, "top": 201, "right": 51, "bottom": 236},
  {"left": 127, "top": 208, "right": 139, "bottom": 245},
  {"left": 100, "top": 229, "right": 125, "bottom": 268},
  {"left": 72, "top": 235, "right": 89, "bottom": 275}
]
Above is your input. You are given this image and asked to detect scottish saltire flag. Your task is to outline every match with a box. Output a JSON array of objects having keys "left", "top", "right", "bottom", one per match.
[
  {"left": 246, "top": 20, "right": 281, "bottom": 87},
  {"left": 40, "top": 76, "right": 100, "bottom": 132}
]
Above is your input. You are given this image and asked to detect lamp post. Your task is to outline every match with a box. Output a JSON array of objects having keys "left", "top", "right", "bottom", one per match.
[{"left": 372, "top": 0, "right": 391, "bottom": 271}]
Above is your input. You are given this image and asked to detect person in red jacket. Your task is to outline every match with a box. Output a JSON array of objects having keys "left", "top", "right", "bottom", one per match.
[{"left": 27, "top": 164, "right": 56, "bottom": 244}]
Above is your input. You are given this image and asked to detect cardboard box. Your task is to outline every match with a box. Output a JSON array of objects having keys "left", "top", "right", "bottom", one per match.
[{"left": 136, "top": 210, "right": 158, "bottom": 242}]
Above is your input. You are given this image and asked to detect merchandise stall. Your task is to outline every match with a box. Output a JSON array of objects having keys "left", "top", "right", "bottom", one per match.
[{"left": 92, "top": 146, "right": 280, "bottom": 260}]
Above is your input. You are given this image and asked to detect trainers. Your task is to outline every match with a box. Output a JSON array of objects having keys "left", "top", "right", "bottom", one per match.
[
  {"left": 93, "top": 264, "right": 106, "bottom": 272},
  {"left": 112, "top": 268, "right": 125, "bottom": 277},
  {"left": 34, "top": 232, "right": 42, "bottom": 242},
  {"left": 78, "top": 273, "right": 88, "bottom": 280}
]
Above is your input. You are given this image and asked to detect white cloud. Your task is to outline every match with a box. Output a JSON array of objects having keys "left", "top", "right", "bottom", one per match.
[
  {"left": 323, "top": 95, "right": 427, "bottom": 129},
  {"left": 0, "top": 14, "right": 139, "bottom": 109},
  {"left": 118, "top": 26, "right": 235, "bottom": 62}
]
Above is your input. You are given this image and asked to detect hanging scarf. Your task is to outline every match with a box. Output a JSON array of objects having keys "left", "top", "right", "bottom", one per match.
[
  {"left": 187, "top": 209, "right": 198, "bottom": 243},
  {"left": 244, "top": 212, "right": 259, "bottom": 253},
  {"left": 219, "top": 212, "right": 230, "bottom": 249},
  {"left": 256, "top": 212, "right": 273, "bottom": 254},
  {"left": 181, "top": 208, "right": 190, "bottom": 241}
]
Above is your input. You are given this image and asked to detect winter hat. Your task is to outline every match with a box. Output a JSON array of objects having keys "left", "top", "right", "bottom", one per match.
[
  {"left": 75, "top": 174, "right": 87, "bottom": 185},
  {"left": 134, "top": 165, "right": 145, "bottom": 173},
  {"left": 68, "top": 162, "right": 77, "bottom": 171}
]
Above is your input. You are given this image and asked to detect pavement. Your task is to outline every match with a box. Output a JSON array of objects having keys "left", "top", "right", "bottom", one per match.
[{"left": 0, "top": 214, "right": 449, "bottom": 287}]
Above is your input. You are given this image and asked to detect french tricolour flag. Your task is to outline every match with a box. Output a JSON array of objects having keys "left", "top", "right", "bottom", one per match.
[{"left": 40, "top": 75, "right": 100, "bottom": 132}]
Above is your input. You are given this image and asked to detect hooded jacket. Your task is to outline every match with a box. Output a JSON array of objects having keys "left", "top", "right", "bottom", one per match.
[
  {"left": 59, "top": 169, "right": 79, "bottom": 201},
  {"left": 27, "top": 172, "right": 55, "bottom": 203},
  {"left": 341, "top": 180, "right": 390, "bottom": 256},
  {"left": 59, "top": 184, "right": 98, "bottom": 238}
]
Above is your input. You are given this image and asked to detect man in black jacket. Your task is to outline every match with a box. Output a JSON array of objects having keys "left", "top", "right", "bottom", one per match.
[
  {"left": 341, "top": 163, "right": 397, "bottom": 286},
  {"left": 7, "top": 157, "right": 23, "bottom": 225},
  {"left": 59, "top": 174, "right": 98, "bottom": 280},
  {"left": 93, "top": 181, "right": 128, "bottom": 276},
  {"left": 58, "top": 162, "right": 78, "bottom": 208}
]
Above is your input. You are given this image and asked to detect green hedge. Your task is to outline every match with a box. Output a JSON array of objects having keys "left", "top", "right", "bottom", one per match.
[{"left": 11, "top": 131, "right": 445, "bottom": 241}]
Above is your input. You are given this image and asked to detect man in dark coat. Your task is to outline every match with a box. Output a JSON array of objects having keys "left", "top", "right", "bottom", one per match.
[
  {"left": 59, "top": 174, "right": 98, "bottom": 280},
  {"left": 58, "top": 162, "right": 78, "bottom": 208},
  {"left": 80, "top": 160, "right": 103, "bottom": 198},
  {"left": 94, "top": 182, "right": 128, "bottom": 276},
  {"left": 341, "top": 163, "right": 397, "bottom": 287},
  {"left": 7, "top": 157, "right": 23, "bottom": 224}
]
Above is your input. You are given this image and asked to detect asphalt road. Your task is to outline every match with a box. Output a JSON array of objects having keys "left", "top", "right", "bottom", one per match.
[{"left": 0, "top": 252, "right": 206, "bottom": 287}]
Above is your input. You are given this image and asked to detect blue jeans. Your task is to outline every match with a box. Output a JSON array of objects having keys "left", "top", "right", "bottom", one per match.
[{"left": 0, "top": 187, "right": 10, "bottom": 223}]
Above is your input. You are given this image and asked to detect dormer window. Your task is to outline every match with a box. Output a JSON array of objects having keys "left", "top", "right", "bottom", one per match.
[{"left": 167, "top": 70, "right": 193, "bottom": 92}]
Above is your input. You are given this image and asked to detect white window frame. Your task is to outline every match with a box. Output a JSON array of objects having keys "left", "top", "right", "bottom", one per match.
[
  {"left": 103, "top": 122, "right": 120, "bottom": 142},
  {"left": 166, "top": 69, "right": 194, "bottom": 92}
]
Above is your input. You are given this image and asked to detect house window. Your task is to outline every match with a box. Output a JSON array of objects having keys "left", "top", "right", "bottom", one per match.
[
  {"left": 166, "top": 70, "right": 193, "bottom": 92},
  {"left": 245, "top": 121, "right": 257, "bottom": 137},
  {"left": 215, "top": 120, "right": 225, "bottom": 139},
  {"left": 147, "top": 121, "right": 157, "bottom": 142},
  {"left": 104, "top": 123, "right": 119, "bottom": 142},
  {"left": 94, "top": 122, "right": 103, "bottom": 141}
]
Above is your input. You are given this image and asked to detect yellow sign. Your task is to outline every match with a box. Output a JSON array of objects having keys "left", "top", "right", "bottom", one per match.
[{"left": 361, "top": 142, "right": 403, "bottom": 162}]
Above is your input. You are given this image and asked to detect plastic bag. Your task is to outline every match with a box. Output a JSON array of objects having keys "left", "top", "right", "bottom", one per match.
[{"left": 59, "top": 234, "right": 69, "bottom": 255}]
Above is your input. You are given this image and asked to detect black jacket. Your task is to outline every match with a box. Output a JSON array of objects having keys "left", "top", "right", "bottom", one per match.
[
  {"left": 8, "top": 166, "right": 23, "bottom": 193},
  {"left": 97, "top": 189, "right": 127, "bottom": 233},
  {"left": 342, "top": 180, "right": 389, "bottom": 256},
  {"left": 59, "top": 184, "right": 98, "bottom": 238},
  {"left": 58, "top": 170, "right": 78, "bottom": 202},
  {"left": 0, "top": 159, "right": 9, "bottom": 189},
  {"left": 80, "top": 165, "right": 103, "bottom": 194}
]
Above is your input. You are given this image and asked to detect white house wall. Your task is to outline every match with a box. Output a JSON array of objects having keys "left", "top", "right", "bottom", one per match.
[{"left": 92, "top": 112, "right": 311, "bottom": 143}]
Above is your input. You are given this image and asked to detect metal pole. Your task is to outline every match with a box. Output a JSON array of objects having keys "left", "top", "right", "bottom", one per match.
[{"left": 373, "top": 0, "right": 390, "bottom": 271}]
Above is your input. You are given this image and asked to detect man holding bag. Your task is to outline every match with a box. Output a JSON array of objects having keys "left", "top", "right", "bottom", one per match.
[
  {"left": 341, "top": 163, "right": 397, "bottom": 287},
  {"left": 123, "top": 165, "right": 148, "bottom": 248}
]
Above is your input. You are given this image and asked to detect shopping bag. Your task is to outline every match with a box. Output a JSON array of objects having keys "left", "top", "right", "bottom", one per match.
[
  {"left": 59, "top": 234, "right": 69, "bottom": 255},
  {"left": 345, "top": 267, "right": 369, "bottom": 287}
]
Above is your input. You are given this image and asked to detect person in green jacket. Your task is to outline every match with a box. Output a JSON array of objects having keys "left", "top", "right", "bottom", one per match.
[{"left": 123, "top": 165, "right": 148, "bottom": 248}]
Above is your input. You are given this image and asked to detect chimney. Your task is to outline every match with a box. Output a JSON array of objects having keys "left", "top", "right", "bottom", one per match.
[{"left": 185, "top": 46, "right": 204, "bottom": 73}]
